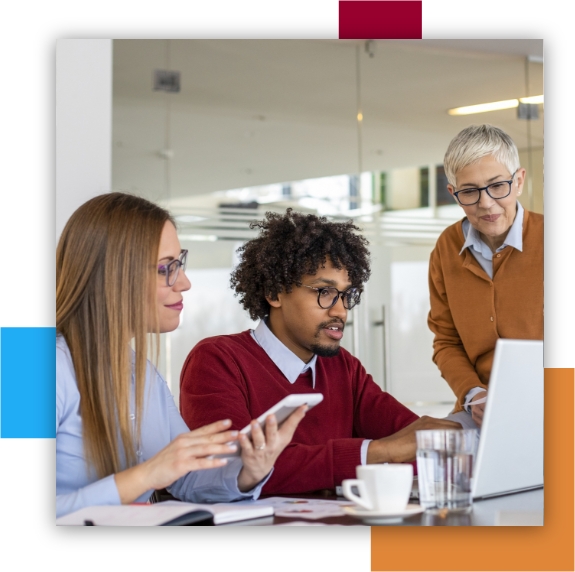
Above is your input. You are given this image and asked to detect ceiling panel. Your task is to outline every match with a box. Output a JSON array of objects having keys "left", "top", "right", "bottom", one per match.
[{"left": 112, "top": 39, "right": 544, "bottom": 204}]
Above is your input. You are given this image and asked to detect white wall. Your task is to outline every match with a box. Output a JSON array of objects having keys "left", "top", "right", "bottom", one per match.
[{"left": 56, "top": 39, "right": 112, "bottom": 238}]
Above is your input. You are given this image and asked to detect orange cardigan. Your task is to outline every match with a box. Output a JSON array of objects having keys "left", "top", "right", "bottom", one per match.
[{"left": 427, "top": 209, "right": 543, "bottom": 411}]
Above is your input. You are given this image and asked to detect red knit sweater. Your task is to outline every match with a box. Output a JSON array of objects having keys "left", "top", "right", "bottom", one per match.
[{"left": 180, "top": 331, "right": 419, "bottom": 495}]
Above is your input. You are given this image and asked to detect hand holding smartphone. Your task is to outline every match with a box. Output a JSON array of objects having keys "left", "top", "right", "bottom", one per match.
[{"left": 212, "top": 393, "right": 323, "bottom": 458}]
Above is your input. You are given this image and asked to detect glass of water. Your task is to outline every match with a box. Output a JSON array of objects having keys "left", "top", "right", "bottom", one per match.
[{"left": 416, "top": 429, "right": 479, "bottom": 514}]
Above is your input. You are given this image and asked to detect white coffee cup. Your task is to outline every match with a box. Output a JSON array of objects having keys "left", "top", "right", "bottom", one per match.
[{"left": 342, "top": 464, "right": 413, "bottom": 512}]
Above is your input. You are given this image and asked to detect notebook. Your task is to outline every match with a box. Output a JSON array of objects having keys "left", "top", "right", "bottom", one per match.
[
  {"left": 56, "top": 500, "right": 274, "bottom": 526},
  {"left": 471, "top": 339, "right": 544, "bottom": 499}
]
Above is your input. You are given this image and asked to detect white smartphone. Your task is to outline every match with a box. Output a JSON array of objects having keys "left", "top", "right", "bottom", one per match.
[{"left": 212, "top": 393, "right": 324, "bottom": 459}]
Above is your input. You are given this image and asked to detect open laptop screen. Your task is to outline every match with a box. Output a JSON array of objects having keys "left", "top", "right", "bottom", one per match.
[{"left": 472, "top": 339, "right": 544, "bottom": 500}]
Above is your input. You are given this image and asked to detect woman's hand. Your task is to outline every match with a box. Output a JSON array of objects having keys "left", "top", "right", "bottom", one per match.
[
  {"left": 236, "top": 405, "right": 307, "bottom": 492},
  {"left": 470, "top": 390, "right": 487, "bottom": 427},
  {"left": 114, "top": 419, "right": 240, "bottom": 504}
]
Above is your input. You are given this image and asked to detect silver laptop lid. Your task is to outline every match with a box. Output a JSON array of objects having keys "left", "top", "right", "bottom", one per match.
[{"left": 472, "top": 339, "right": 543, "bottom": 499}]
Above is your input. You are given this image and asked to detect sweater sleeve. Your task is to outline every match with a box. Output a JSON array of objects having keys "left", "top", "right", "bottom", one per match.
[{"left": 427, "top": 245, "right": 488, "bottom": 408}]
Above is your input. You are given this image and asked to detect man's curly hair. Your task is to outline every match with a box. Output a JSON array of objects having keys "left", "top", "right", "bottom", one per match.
[{"left": 231, "top": 209, "right": 371, "bottom": 320}]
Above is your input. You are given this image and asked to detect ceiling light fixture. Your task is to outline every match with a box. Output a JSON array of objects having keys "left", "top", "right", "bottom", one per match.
[
  {"left": 519, "top": 95, "right": 544, "bottom": 105},
  {"left": 448, "top": 95, "right": 544, "bottom": 115}
]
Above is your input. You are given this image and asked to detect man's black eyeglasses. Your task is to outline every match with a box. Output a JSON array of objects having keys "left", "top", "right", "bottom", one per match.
[{"left": 302, "top": 285, "right": 361, "bottom": 310}]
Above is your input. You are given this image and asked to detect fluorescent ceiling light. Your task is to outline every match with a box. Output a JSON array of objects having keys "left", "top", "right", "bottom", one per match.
[
  {"left": 448, "top": 95, "right": 544, "bottom": 115},
  {"left": 519, "top": 95, "right": 544, "bottom": 104}
]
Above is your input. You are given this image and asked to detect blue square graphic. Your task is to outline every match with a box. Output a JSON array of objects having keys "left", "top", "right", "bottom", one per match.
[{"left": 1, "top": 327, "right": 56, "bottom": 438}]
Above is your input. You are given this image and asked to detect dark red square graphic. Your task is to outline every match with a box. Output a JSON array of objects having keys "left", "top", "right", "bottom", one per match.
[{"left": 339, "top": 1, "right": 422, "bottom": 39}]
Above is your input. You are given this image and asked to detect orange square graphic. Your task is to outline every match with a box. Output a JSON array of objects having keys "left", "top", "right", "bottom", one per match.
[{"left": 371, "top": 368, "right": 574, "bottom": 571}]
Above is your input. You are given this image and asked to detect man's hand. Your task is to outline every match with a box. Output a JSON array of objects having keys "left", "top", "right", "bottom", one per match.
[
  {"left": 469, "top": 391, "right": 487, "bottom": 427},
  {"left": 237, "top": 405, "right": 307, "bottom": 492},
  {"left": 366, "top": 416, "right": 463, "bottom": 464}
]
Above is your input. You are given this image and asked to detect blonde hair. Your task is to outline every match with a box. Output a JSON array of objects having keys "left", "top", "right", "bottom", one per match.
[
  {"left": 443, "top": 124, "right": 520, "bottom": 186},
  {"left": 56, "top": 192, "right": 173, "bottom": 479}
]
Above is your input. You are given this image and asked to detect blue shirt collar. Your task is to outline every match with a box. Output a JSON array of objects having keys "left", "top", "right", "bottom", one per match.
[
  {"left": 460, "top": 201, "right": 524, "bottom": 256},
  {"left": 251, "top": 319, "right": 317, "bottom": 387}
]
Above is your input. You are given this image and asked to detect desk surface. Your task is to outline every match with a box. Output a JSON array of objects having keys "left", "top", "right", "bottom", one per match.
[{"left": 224, "top": 488, "right": 543, "bottom": 526}]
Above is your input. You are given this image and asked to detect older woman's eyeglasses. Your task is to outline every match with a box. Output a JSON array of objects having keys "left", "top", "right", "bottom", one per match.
[
  {"left": 454, "top": 171, "right": 517, "bottom": 206},
  {"left": 302, "top": 285, "right": 361, "bottom": 310},
  {"left": 158, "top": 250, "right": 188, "bottom": 287}
]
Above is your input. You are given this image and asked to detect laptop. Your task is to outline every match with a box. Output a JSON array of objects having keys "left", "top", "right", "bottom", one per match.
[
  {"left": 471, "top": 338, "right": 544, "bottom": 500},
  {"left": 409, "top": 339, "right": 544, "bottom": 502}
]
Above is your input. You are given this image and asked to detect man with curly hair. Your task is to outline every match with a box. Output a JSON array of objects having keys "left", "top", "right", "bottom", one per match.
[{"left": 180, "top": 209, "right": 460, "bottom": 495}]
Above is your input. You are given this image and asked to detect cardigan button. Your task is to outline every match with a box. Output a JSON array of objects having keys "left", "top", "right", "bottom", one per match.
[
  {"left": 496, "top": 253, "right": 501, "bottom": 258},
  {"left": 490, "top": 317, "right": 494, "bottom": 321}
]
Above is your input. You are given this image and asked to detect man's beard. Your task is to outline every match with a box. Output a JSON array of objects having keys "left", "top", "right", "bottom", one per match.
[
  {"left": 310, "top": 343, "right": 341, "bottom": 358},
  {"left": 310, "top": 319, "right": 344, "bottom": 357}
]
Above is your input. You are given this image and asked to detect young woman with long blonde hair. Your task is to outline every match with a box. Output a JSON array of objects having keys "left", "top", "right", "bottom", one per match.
[{"left": 56, "top": 193, "right": 305, "bottom": 517}]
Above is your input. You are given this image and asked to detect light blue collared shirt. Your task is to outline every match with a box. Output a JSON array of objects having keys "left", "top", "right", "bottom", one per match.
[
  {"left": 459, "top": 201, "right": 524, "bottom": 279},
  {"left": 459, "top": 201, "right": 524, "bottom": 410},
  {"left": 250, "top": 319, "right": 371, "bottom": 465},
  {"left": 56, "top": 336, "right": 267, "bottom": 518},
  {"left": 250, "top": 319, "right": 318, "bottom": 387}
]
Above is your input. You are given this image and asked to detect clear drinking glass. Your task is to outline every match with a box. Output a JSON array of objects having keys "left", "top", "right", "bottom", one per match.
[{"left": 416, "top": 429, "right": 479, "bottom": 514}]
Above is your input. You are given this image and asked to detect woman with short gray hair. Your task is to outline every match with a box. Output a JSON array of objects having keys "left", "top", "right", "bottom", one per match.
[{"left": 428, "top": 124, "right": 543, "bottom": 427}]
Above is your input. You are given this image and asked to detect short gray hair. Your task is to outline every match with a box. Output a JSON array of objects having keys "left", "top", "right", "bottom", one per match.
[{"left": 443, "top": 124, "right": 520, "bottom": 186}]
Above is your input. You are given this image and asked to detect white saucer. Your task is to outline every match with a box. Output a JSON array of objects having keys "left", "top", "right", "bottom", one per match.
[{"left": 343, "top": 503, "right": 424, "bottom": 525}]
